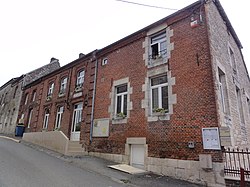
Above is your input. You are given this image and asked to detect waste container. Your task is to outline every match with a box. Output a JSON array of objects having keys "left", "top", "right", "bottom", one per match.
[{"left": 15, "top": 125, "right": 25, "bottom": 136}]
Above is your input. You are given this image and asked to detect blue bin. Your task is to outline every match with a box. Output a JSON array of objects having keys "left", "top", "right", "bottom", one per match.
[{"left": 15, "top": 125, "right": 25, "bottom": 136}]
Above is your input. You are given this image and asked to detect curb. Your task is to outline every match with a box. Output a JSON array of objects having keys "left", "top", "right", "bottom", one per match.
[{"left": 0, "top": 135, "right": 21, "bottom": 143}]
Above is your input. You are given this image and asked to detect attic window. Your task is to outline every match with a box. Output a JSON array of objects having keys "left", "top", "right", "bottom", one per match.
[
  {"left": 102, "top": 58, "right": 108, "bottom": 66},
  {"left": 150, "top": 32, "right": 167, "bottom": 60}
]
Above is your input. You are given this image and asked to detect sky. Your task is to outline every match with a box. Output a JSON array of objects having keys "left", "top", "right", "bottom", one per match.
[{"left": 0, "top": 0, "right": 249, "bottom": 86}]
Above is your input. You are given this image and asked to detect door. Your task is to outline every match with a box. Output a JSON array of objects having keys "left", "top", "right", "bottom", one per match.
[
  {"left": 130, "top": 144, "right": 145, "bottom": 169},
  {"left": 71, "top": 103, "right": 83, "bottom": 141}
]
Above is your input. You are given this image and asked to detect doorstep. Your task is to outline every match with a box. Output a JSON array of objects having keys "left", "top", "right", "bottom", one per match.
[{"left": 108, "top": 164, "right": 146, "bottom": 174}]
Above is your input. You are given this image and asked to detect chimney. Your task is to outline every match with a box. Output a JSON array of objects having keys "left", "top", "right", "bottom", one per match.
[
  {"left": 79, "top": 53, "right": 85, "bottom": 58},
  {"left": 50, "top": 57, "right": 59, "bottom": 63}
]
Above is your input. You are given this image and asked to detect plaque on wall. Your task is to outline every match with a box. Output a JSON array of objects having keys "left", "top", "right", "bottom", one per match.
[
  {"left": 202, "top": 127, "right": 221, "bottom": 150},
  {"left": 93, "top": 118, "right": 109, "bottom": 137}
]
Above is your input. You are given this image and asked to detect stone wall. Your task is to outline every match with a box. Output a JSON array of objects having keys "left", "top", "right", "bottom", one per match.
[{"left": 206, "top": 0, "right": 250, "bottom": 147}]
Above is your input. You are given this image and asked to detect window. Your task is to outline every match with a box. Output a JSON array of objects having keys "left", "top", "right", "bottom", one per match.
[
  {"left": 10, "top": 108, "right": 15, "bottom": 125},
  {"left": 151, "top": 74, "right": 168, "bottom": 113},
  {"left": 24, "top": 93, "right": 29, "bottom": 105},
  {"left": 229, "top": 48, "right": 237, "bottom": 75},
  {"left": 48, "top": 83, "right": 54, "bottom": 96},
  {"left": 76, "top": 70, "right": 85, "bottom": 87},
  {"left": 115, "top": 84, "right": 127, "bottom": 116},
  {"left": 13, "top": 86, "right": 18, "bottom": 99},
  {"left": 43, "top": 109, "right": 50, "bottom": 129},
  {"left": 150, "top": 32, "right": 167, "bottom": 59},
  {"left": 236, "top": 87, "right": 244, "bottom": 124},
  {"left": 218, "top": 69, "right": 226, "bottom": 113},
  {"left": 102, "top": 58, "right": 108, "bottom": 66},
  {"left": 247, "top": 98, "right": 250, "bottom": 116},
  {"left": 32, "top": 91, "right": 36, "bottom": 101},
  {"left": 59, "top": 77, "right": 67, "bottom": 94},
  {"left": 27, "top": 109, "right": 33, "bottom": 128},
  {"left": 55, "top": 106, "right": 63, "bottom": 129},
  {"left": 0, "top": 95, "right": 3, "bottom": 104}
]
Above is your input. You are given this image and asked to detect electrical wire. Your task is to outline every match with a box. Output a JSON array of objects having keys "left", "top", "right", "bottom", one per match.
[{"left": 115, "top": 0, "right": 178, "bottom": 11}]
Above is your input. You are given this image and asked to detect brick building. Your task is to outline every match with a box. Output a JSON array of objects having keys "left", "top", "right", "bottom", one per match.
[
  {"left": 20, "top": 0, "right": 250, "bottom": 186},
  {"left": 0, "top": 58, "right": 60, "bottom": 134},
  {"left": 19, "top": 52, "right": 96, "bottom": 141}
]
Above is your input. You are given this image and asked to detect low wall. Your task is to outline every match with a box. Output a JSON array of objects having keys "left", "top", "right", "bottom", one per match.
[
  {"left": 88, "top": 151, "right": 225, "bottom": 187},
  {"left": 22, "top": 131, "right": 69, "bottom": 155}
]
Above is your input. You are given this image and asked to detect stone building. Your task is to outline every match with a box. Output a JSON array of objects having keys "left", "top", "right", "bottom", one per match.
[
  {"left": 20, "top": 0, "right": 250, "bottom": 186},
  {"left": 0, "top": 58, "right": 60, "bottom": 134}
]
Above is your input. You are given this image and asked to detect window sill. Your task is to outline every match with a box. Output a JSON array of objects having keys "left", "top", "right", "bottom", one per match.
[
  {"left": 75, "top": 85, "right": 83, "bottom": 92},
  {"left": 112, "top": 117, "right": 127, "bottom": 124},
  {"left": 148, "top": 57, "right": 167, "bottom": 68},
  {"left": 58, "top": 93, "right": 65, "bottom": 98},
  {"left": 148, "top": 113, "right": 170, "bottom": 122}
]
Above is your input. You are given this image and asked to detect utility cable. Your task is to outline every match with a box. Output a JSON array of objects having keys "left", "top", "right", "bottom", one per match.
[{"left": 115, "top": 0, "right": 178, "bottom": 11}]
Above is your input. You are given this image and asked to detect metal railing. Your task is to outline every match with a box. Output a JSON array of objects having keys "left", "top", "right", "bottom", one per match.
[
  {"left": 223, "top": 147, "right": 250, "bottom": 179},
  {"left": 148, "top": 49, "right": 167, "bottom": 62}
]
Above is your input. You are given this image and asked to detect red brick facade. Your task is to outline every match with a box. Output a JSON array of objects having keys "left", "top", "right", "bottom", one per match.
[
  {"left": 17, "top": 1, "right": 250, "bottom": 185},
  {"left": 19, "top": 0, "right": 247, "bottom": 167},
  {"left": 83, "top": 3, "right": 224, "bottom": 161},
  {"left": 19, "top": 52, "right": 97, "bottom": 140}
]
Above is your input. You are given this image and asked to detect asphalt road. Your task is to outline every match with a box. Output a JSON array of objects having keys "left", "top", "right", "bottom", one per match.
[{"left": 0, "top": 138, "right": 126, "bottom": 187}]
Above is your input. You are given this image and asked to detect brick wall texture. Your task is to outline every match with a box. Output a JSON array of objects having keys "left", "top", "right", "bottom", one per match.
[{"left": 18, "top": 0, "right": 249, "bottom": 166}]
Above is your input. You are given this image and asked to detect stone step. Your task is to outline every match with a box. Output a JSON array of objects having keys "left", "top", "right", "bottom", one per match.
[{"left": 68, "top": 141, "right": 82, "bottom": 148}]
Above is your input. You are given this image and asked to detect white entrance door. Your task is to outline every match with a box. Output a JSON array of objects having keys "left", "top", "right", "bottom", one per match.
[
  {"left": 130, "top": 144, "right": 145, "bottom": 169},
  {"left": 71, "top": 103, "right": 83, "bottom": 141}
]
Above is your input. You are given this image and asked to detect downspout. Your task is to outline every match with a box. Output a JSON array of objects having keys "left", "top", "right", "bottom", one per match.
[{"left": 90, "top": 56, "right": 98, "bottom": 143}]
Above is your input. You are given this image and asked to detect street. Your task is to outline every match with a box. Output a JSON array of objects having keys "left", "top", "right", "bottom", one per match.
[
  {"left": 0, "top": 137, "right": 202, "bottom": 187},
  {"left": 0, "top": 138, "right": 126, "bottom": 187}
]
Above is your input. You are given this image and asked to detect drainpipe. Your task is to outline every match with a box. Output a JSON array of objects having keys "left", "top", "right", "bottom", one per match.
[{"left": 90, "top": 56, "right": 98, "bottom": 143}]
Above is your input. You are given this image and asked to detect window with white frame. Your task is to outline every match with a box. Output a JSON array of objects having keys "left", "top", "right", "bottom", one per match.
[
  {"left": 150, "top": 32, "right": 167, "bottom": 60},
  {"left": 27, "top": 109, "right": 33, "bottom": 128},
  {"left": 32, "top": 91, "right": 36, "bottom": 101},
  {"left": 55, "top": 106, "right": 63, "bottom": 129},
  {"left": 24, "top": 93, "right": 29, "bottom": 105},
  {"left": 102, "top": 58, "right": 108, "bottom": 66},
  {"left": 60, "top": 77, "right": 67, "bottom": 94},
  {"left": 151, "top": 74, "right": 168, "bottom": 113},
  {"left": 76, "top": 70, "right": 85, "bottom": 87},
  {"left": 47, "top": 82, "right": 54, "bottom": 96},
  {"left": 115, "top": 84, "right": 128, "bottom": 117},
  {"left": 43, "top": 109, "right": 50, "bottom": 129}
]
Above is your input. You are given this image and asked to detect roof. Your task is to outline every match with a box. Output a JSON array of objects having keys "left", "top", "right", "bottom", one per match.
[
  {"left": 23, "top": 0, "right": 245, "bottom": 88},
  {"left": 214, "top": 0, "right": 242, "bottom": 49}
]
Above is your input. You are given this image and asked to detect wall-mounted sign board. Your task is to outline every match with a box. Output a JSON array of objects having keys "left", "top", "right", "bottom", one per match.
[
  {"left": 202, "top": 127, "right": 221, "bottom": 150},
  {"left": 93, "top": 118, "right": 109, "bottom": 137}
]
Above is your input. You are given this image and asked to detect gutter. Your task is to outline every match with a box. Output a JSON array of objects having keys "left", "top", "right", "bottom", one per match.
[{"left": 89, "top": 56, "right": 98, "bottom": 143}]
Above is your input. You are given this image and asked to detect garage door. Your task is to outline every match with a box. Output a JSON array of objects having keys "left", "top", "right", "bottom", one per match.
[{"left": 130, "top": 144, "right": 144, "bottom": 169}]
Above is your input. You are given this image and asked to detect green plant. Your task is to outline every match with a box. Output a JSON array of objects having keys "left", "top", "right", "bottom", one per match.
[
  {"left": 153, "top": 108, "right": 168, "bottom": 113},
  {"left": 54, "top": 127, "right": 60, "bottom": 131},
  {"left": 116, "top": 112, "right": 126, "bottom": 119}
]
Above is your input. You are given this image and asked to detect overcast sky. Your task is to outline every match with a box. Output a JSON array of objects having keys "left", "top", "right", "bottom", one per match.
[{"left": 0, "top": 0, "right": 249, "bottom": 86}]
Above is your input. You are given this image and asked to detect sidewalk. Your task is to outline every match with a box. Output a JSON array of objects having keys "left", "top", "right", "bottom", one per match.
[{"left": 1, "top": 134, "right": 203, "bottom": 187}]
